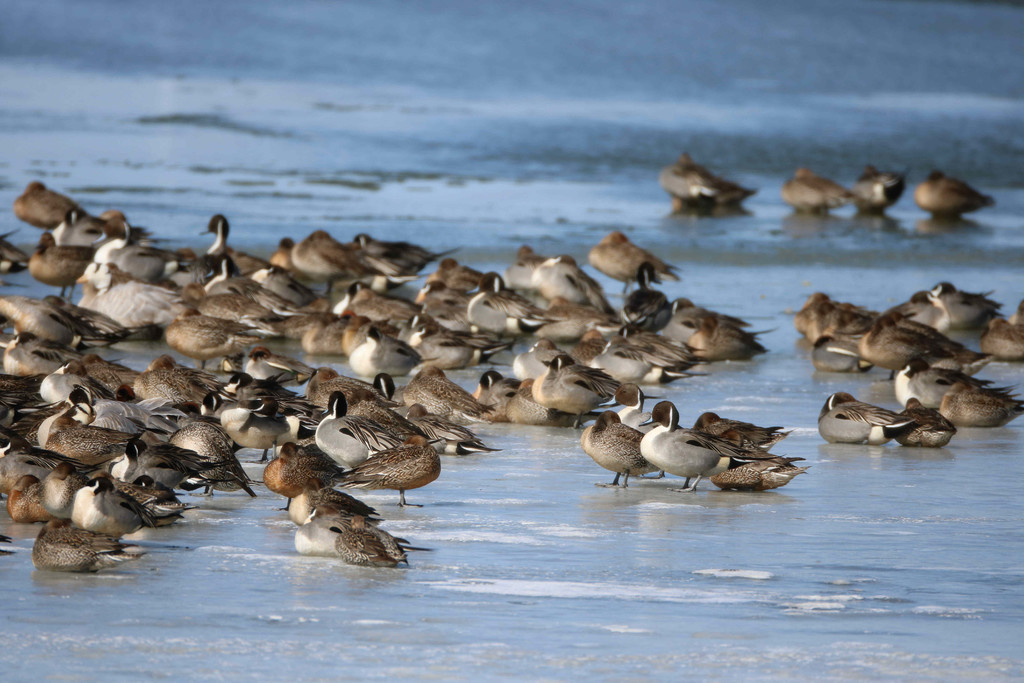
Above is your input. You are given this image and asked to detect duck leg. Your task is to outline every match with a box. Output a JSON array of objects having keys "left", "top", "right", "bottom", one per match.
[
  {"left": 260, "top": 448, "right": 269, "bottom": 463},
  {"left": 668, "top": 475, "right": 701, "bottom": 493},
  {"left": 398, "top": 489, "right": 422, "bottom": 507},
  {"left": 595, "top": 472, "right": 622, "bottom": 488}
]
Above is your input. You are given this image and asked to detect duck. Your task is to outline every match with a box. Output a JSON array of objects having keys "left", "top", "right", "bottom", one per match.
[
  {"left": 333, "top": 514, "right": 422, "bottom": 567},
  {"left": 305, "top": 367, "right": 376, "bottom": 407},
  {"left": 202, "top": 214, "right": 269, "bottom": 276},
  {"left": 289, "top": 230, "right": 374, "bottom": 293},
  {"left": 894, "top": 359, "right": 994, "bottom": 408},
  {"left": 658, "top": 153, "right": 756, "bottom": 213},
  {"left": 504, "top": 245, "right": 548, "bottom": 291},
  {"left": 640, "top": 401, "right": 774, "bottom": 492},
  {"left": 425, "top": 258, "right": 485, "bottom": 292},
  {"left": 569, "top": 329, "right": 609, "bottom": 365},
  {"left": 533, "top": 354, "right": 618, "bottom": 426},
  {"left": 709, "top": 458, "right": 809, "bottom": 492},
  {"left": 781, "top": 168, "right": 854, "bottom": 214},
  {"left": 811, "top": 335, "right": 873, "bottom": 373},
  {"left": 794, "top": 292, "right": 876, "bottom": 341},
  {"left": 621, "top": 263, "right": 671, "bottom": 331},
  {"left": 692, "top": 412, "right": 789, "bottom": 449},
  {"left": 857, "top": 312, "right": 990, "bottom": 373},
  {"left": 980, "top": 319, "right": 1024, "bottom": 360},
  {"left": 881, "top": 291, "right": 950, "bottom": 333},
  {"left": 244, "top": 346, "right": 314, "bottom": 385},
  {"left": 53, "top": 208, "right": 111, "bottom": 247},
  {"left": 352, "top": 232, "right": 450, "bottom": 278},
  {"left": 928, "top": 282, "right": 1000, "bottom": 330},
  {"left": 337, "top": 435, "right": 441, "bottom": 507},
  {"left": 406, "top": 404, "right": 497, "bottom": 455},
  {"left": 580, "top": 411, "right": 656, "bottom": 487},
  {"left": 165, "top": 310, "right": 262, "bottom": 369},
  {"left": 169, "top": 416, "right": 256, "bottom": 497},
  {"left": 288, "top": 478, "right": 379, "bottom": 526},
  {"left": 40, "top": 462, "right": 89, "bottom": 519},
  {"left": 466, "top": 273, "right": 550, "bottom": 336},
  {"left": 686, "top": 316, "right": 766, "bottom": 361},
  {"left": 263, "top": 442, "right": 346, "bottom": 499},
  {"left": 76, "top": 262, "right": 185, "bottom": 327},
  {"left": 895, "top": 399, "right": 957, "bottom": 448},
  {"left": 914, "top": 171, "right": 994, "bottom": 218},
  {"left": 401, "top": 366, "right": 492, "bottom": 424},
  {"left": 301, "top": 314, "right": 350, "bottom": 355},
  {"left": 530, "top": 255, "right": 613, "bottom": 314},
  {"left": 471, "top": 370, "right": 520, "bottom": 423},
  {"left": 133, "top": 355, "right": 224, "bottom": 404},
  {"left": 506, "top": 379, "right": 580, "bottom": 427},
  {"left": 332, "top": 282, "right": 420, "bottom": 323},
  {"left": 614, "top": 383, "right": 653, "bottom": 431},
  {"left": 3, "top": 333, "right": 82, "bottom": 376},
  {"left": 220, "top": 397, "right": 300, "bottom": 461},
  {"left": 939, "top": 382, "right": 1024, "bottom": 428},
  {"left": 661, "top": 298, "right": 750, "bottom": 344},
  {"left": 31, "top": 519, "right": 141, "bottom": 572},
  {"left": 407, "top": 317, "right": 512, "bottom": 370},
  {"left": 7, "top": 474, "right": 57, "bottom": 523},
  {"left": 110, "top": 438, "right": 213, "bottom": 489},
  {"left": 13, "top": 182, "right": 81, "bottom": 229},
  {"left": 534, "top": 297, "right": 619, "bottom": 343},
  {"left": 294, "top": 505, "right": 347, "bottom": 557},
  {"left": 71, "top": 475, "right": 156, "bottom": 537},
  {"left": 513, "top": 339, "right": 561, "bottom": 380},
  {"left": 40, "top": 360, "right": 114, "bottom": 404},
  {"left": 28, "top": 233, "right": 94, "bottom": 298},
  {"left": 817, "top": 392, "right": 916, "bottom": 445},
  {"left": 850, "top": 165, "right": 905, "bottom": 214},
  {"left": 314, "top": 392, "right": 405, "bottom": 468},
  {"left": 0, "top": 231, "right": 29, "bottom": 274},
  {"left": 93, "top": 216, "right": 179, "bottom": 282},
  {"left": 248, "top": 265, "right": 318, "bottom": 307},
  {"left": 590, "top": 336, "right": 696, "bottom": 384},
  {"left": 348, "top": 327, "right": 421, "bottom": 378}
]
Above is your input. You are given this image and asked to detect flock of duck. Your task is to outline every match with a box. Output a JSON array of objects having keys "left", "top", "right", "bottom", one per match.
[{"left": 0, "top": 163, "right": 1020, "bottom": 573}]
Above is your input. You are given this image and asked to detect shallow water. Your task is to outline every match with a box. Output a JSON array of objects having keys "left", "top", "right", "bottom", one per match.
[{"left": 2, "top": 0, "right": 1024, "bottom": 679}]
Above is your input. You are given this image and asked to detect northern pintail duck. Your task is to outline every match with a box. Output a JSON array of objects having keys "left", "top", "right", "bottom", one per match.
[
  {"left": 928, "top": 282, "right": 1000, "bottom": 330},
  {"left": 402, "top": 366, "right": 492, "bottom": 424},
  {"left": 288, "top": 478, "right": 379, "bottom": 526},
  {"left": 506, "top": 379, "right": 579, "bottom": 427},
  {"left": 406, "top": 404, "right": 497, "bottom": 455},
  {"left": 353, "top": 232, "right": 450, "bottom": 278},
  {"left": 658, "top": 153, "right": 756, "bottom": 213},
  {"left": 513, "top": 339, "right": 561, "bottom": 380},
  {"left": 294, "top": 505, "right": 348, "bottom": 557},
  {"left": 640, "top": 401, "right": 777, "bottom": 492},
  {"left": 315, "top": 392, "right": 405, "bottom": 468},
  {"left": 28, "top": 233, "right": 93, "bottom": 298},
  {"left": 614, "top": 383, "right": 652, "bottom": 431},
  {"left": 851, "top": 165, "right": 906, "bottom": 214},
  {"left": 72, "top": 474, "right": 156, "bottom": 537},
  {"left": 348, "top": 326, "right": 421, "bottom": 378},
  {"left": 939, "top": 382, "right": 1024, "bottom": 428},
  {"left": 40, "top": 360, "right": 114, "bottom": 405},
  {"left": 781, "top": 168, "right": 854, "bottom": 214},
  {"left": 133, "top": 355, "right": 224, "bottom": 404},
  {"left": 817, "top": 392, "right": 916, "bottom": 445},
  {"left": 882, "top": 291, "right": 950, "bottom": 333},
  {"left": 44, "top": 411, "right": 134, "bottom": 467},
  {"left": 269, "top": 237, "right": 295, "bottom": 271},
  {"left": 0, "top": 231, "right": 29, "bottom": 274},
  {"left": 249, "top": 265, "right": 318, "bottom": 308},
  {"left": 169, "top": 415, "right": 256, "bottom": 496},
  {"left": 811, "top": 335, "right": 873, "bottom": 373},
  {"left": 531, "top": 255, "right": 613, "bottom": 314},
  {"left": 533, "top": 354, "right": 618, "bottom": 426},
  {"left": 81, "top": 354, "right": 140, "bottom": 392},
  {"left": 980, "top": 319, "right": 1024, "bottom": 360},
  {"left": 580, "top": 411, "right": 656, "bottom": 487},
  {"left": 32, "top": 518, "right": 141, "bottom": 572},
  {"left": 53, "top": 208, "right": 111, "bottom": 247},
  {"left": 426, "top": 258, "right": 484, "bottom": 293},
  {"left": 244, "top": 346, "right": 314, "bottom": 384},
  {"left": 794, "top": 292, "right": 876, "bottom": 341},
  {"left": 3, "top": 333, "right": 83, "bottom": 376},
  {"left": 221, "top": 396, "right": 308, "bottom": 461},
  {"left": 77, "top": 262, "right": 185, "bottom": 328},
  {"left": 894, "top": 399, "right": 956, "bottom": 447},
  {"left": 263, "top": 442, "right": 346, "bottom": 498},
  {"left": 110, "top": 438, "right": 214, "bottom": 489},
  {"left": 338, "top": 435, "right": 441, "bottom": 507},
  {"left": 333, "top": 282, "right": 420, "bottom": 323},
  {"left": 93, "top": 216, "right": 179, "bottom": 282},
  {"left": 534, "top": 297, "right": 618, "bottom": 343},
  {"left": 471, "top": 370, "right": 520, "bottom": 423},
  {"left": 40, "top": 462, "right": 88, "bottom": 519},
  {"left": 692, "top": 412, "right": 789, "bottom": 449},
  {"left": 894, "top": 358, "right": 993, "bottom": 409},
  {"left": 504, "top": 245, "right": 547, "bottom": 291},
  {"left": 14, "top": 182, "right": 81, "bottom": 229},
  {"left": 709, "top": 457, "right": 808, "bottom": 492},
  {"left": 621, "top": 263, "right": 671, "bottom": 331},
  {"left": 333, "top": 514, "right": 422, "bottom": 567},
  {"left": 914, "top": 171, "right": 994, "bottom": 218},
  {"left": 407, "top": 316, "right": 511, "bottom": 370},
  {"left": 8, "top": 474, "right": 57, "bottom": 523},
  {"left": 301, "top": 314, "right": 349, "bottom": 355},
  {"left": 687, "top": 316, "right": 764, "bottom": 361},
  {"left": 858, "top": 312, "right": 990, "bottom": 374},
  {"left": 0, "top": 437, "right": 59, "bottom": 495},
  {"left": 590, "top": 336, "right": 696, "bottom": 384},
  {"left": 467, "top": 273, "right": 551, "bottom": 336},
  {"left": 661, "top": 298, "right": 749, "bottom": 344},
  {"left": 0, "top": 294, "right": 123, "bottom": 346},
  {"left": 569, "top": 329, "right": 608, "bottom": 365},
  {"left": 305, "top": 367, "right": 376, "bottom": 408},
  {"left": 203, "top": 214, "right": 270, "bottom": 276},
  {"left": 289, "top": 230, "right": 371, "bottom": 293},
  {"left": 166, "top": 310, "right": 262, "bottom": 369}
]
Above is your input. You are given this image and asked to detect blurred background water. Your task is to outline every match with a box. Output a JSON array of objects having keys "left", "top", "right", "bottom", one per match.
[{"left": 1, "top": 0, "right": 1023, "bottom": 679}]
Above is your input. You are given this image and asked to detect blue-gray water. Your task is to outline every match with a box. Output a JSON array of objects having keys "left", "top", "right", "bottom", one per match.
[{"left": 2, "top": 1, "right": 1024, "bottom": 679}]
